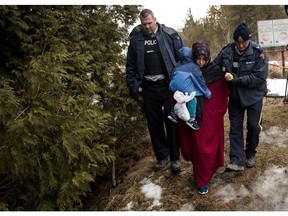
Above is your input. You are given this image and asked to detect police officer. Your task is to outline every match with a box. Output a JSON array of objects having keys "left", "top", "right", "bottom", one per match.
[
  {"left": 126, "top": 9, "right": 184, "bottom": 172},
  {"left": 214, "top": 21, "right": 268, "bottom": 171}
]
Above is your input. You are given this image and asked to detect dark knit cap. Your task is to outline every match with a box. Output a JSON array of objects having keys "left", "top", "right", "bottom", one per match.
[{"left": 233, "top": 22, "right": 251, "bottom": 41}]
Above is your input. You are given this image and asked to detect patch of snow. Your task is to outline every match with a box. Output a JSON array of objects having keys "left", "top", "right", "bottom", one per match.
[
  {"left": 268, "top": 61, "right": 285, "bottom": 66},
  {"left": 140, "top": 177, "right": 162, "bottom": 209},
  {"left": 212, "top": 184, "right": 249, "bottom": 203},
  {"left": 267, "top": 78, "right": 287, "bottom": 96},
  {"left": 179, "top": 202, "right": 195, "bottom": 211},
  {"left": 212, "top": 165, "right": 288, "bottom": 210},
  {"left": 245, "top": 165, "right": 288, "bottom": 210},
  {"left": 260, "top": 126, "right": 288, "bottom": 147},
  {"left": 122, "top": 201, "right": 134, "bottom": 211}
]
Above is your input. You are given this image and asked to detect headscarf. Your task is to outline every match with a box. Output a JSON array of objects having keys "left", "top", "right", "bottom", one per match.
[
  {"left": 192, "top": 41, "right": 225, "bottom": 85},
  {"left": 192, "top": 41, "right": 211, "bottom": 66}
]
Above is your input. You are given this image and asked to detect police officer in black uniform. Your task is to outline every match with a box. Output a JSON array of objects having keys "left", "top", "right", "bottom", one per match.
[
  {"left": 126, "top": 9, "right": 184, "bottom": 172},
  {"left": 214, "top": 22, "right": 268, "bottom": 171}
]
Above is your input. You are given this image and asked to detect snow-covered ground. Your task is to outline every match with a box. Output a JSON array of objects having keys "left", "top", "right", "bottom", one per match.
[
  {"left": 125, "top": 161, "right": 288, "bottom": 211},
  {"left": 267, "top": 78, "right": 287, "bottom": 96},
  {"left": 267, "top": 60, "right": 288, "bottom": 96}
]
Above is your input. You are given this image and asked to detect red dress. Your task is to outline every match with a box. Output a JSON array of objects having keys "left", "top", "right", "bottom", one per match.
[{"left": 178, "top": 77, "right": 228, "bottom": 187}]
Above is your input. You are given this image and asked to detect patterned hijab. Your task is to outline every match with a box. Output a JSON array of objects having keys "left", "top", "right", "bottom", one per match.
[{"left": 192, "top": 41, "right": 211, "bottom": 66}]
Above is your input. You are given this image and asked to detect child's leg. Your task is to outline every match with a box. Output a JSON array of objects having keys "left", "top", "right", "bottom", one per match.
[
  {"left": 171, "top": 106, "right": 175, "bottom": 114},
  {"left": 186, "top": 98, "right": 200, "bottom": 130},
  {"left": 186, "top": 97, "right": 197, "bottom": 120}
]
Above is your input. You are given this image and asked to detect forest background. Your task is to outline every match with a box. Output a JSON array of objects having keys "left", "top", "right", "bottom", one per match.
[{"left": 0, "top": 5, "right": 287, "bottom": 210}]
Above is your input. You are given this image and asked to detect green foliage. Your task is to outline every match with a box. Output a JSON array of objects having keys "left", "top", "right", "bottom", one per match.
[
  {"left": 0, "top": 202, "right": 9, "bottom": 211},
  {"left": 181, "top": 5, "right": 288, "bottom": 58},
  {"left": 0, "top": 5, "right": 143, "bottom": 210}
]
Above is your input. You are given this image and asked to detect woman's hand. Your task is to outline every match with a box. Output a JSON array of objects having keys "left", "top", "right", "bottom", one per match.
[{"left": 224, "top": 72, "right": 233, "bottom": 81}]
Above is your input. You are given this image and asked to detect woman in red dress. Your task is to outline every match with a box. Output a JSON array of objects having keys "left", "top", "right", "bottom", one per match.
[{"left": 178, "top": 41, "right": 228, "bottom": 195}]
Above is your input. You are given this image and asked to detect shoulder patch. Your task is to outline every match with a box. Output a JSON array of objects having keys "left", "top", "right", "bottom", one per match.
[{"left": 260, "top": 53, "right": 265, "bottom": 60}]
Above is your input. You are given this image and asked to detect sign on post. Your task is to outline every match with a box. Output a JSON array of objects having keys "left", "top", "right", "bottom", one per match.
[{"left": 257, "top": 19, "right": 288, "bottom": 47}]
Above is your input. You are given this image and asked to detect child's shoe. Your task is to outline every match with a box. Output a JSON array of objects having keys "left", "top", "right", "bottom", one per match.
[
  {"left": 186, "top": 118, "right": 199, "bottom": 130},
  {"left": 168, "top": 112, "right": 178, "bottom": 123}
]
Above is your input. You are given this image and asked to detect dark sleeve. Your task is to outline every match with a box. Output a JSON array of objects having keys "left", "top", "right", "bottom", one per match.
[
  {"left": 190, "top": 71, "right": 211, "bottom": 98},
  {"left": 126, "top": 38, "right": 137, "bottom": 88},
  {"left": 162, "top": 25, "right": 184, "bottom": 61},
  {"left": 239, "top": 51, "right": 268, "bottom": 88},
  {"left": 171, "top": 33, "right": 184, "bottom": 62},
  {"left": 203, "top": 63, "right": 225, "bottom": 86},
  {"left": 213, "top": 44, "right": 233, "bottom": 73}
]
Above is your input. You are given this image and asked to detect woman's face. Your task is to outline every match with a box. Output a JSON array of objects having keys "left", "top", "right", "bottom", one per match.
[{"left": 196, "top": 55, "right": 207, "bottom": 68}]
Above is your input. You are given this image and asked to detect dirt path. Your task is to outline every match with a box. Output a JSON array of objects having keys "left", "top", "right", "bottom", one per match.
[{"left": 102, "top": 98, "right": 288, "bottom": 211}]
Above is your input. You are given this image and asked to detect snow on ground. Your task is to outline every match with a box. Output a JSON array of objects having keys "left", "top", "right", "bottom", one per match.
[
  {"left": 267, "top": 60, "right": 287, "bottom": 96},
  {"left": 267, "top": 78, "right": 287, "bottom": 96},
  {"left": 140, "top": 175, "right": 163, "bottom": 209},
  {"left": 121, "top": 126, "right": 288, "bottom": 211},
  {"left": 260, "top": 126, "right": 288, "bottom": 147},
  {"left": 212, "top": 165, "right": 288, "bottom": 211},
  {"left": 134, "top": 164, "right": 288, "bottom": 211},
  {"left": 269, "top": 60, "right": 288, "bottom": 66},
  {"left": 120, "top": 74, "right": 287, "bottom": 211}
]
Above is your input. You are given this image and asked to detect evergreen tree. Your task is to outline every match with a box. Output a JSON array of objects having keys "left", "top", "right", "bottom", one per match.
[
  {"left": 180, "top": 9, "right": 206, "bottom": 48},
  {"left": 0, "top": 5, "right": 142, "bottom": 210},
  {"left": 181, "top": 5, "right": 288, "bottom": 58}
]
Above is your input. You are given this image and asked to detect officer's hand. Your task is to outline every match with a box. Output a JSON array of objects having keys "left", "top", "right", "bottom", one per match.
[
  {"left": 230, "top": 73, "right": 241, "bottom": 85},
  {"left": 129, "top": 87, "right": 138, "bottom": 101}
]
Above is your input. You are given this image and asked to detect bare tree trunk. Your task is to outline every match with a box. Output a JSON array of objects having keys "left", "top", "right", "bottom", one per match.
[{"left": 112, "top": 160, "right": 116, "bottom": 187}]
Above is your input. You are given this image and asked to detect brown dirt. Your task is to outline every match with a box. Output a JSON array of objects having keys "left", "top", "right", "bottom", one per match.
[
  {"left": 94, "top": 98, "right": 288, "bottom": 211},
  {"left": 84, "top": 53, "right": 288, "bottom": 210}
]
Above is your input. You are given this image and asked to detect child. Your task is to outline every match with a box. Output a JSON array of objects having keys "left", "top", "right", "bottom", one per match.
[{"left": 169, "top": 47, "right": 211, "bottom": 130}]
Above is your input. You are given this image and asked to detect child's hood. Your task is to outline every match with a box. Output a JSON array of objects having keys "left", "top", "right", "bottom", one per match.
[{"left": 178, "top": 47, "right": 193, "bottom": 64}]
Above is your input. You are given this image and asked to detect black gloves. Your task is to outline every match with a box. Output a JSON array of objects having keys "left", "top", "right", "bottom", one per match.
[
  {"left": 230, "top": 73, "right": 241, "bottom": 85},
  {"left": 129, "top": 87, "right": 138, "bottom": 101}
]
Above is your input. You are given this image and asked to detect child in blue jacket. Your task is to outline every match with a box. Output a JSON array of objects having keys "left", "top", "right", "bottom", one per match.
[{"left": 169, "top": 46, "right": 211, "bottom": 130}]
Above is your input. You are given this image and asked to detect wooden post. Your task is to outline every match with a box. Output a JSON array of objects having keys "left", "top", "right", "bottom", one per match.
[
  {"left": 284, "top": 45, "right": 288, "bottom": 103},
  {"left": 282, "top": 46, "right": 286, "bottom": 77}
]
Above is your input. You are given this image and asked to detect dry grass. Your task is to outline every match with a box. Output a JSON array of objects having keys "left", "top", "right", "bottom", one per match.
[
  {"left": 100, "top": 98, "right": 288, "bottom": 211},
  {"left": 84, "top": 52, "right": 288, "bottom": 211}
]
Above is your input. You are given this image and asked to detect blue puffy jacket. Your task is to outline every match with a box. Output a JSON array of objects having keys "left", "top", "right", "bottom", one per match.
[{"left": 169, "top": 47, "right": 211, "bottom": 98}]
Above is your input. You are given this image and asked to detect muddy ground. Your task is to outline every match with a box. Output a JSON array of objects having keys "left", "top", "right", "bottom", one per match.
[{"left": 85, "top": 97, "right": 288, "bottom": 211}]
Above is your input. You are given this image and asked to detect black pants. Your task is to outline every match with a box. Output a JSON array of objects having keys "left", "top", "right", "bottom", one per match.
[
  {"left": 142, "top": 80, "right": 180, "bottom": 162},
  {"left": 228, "top": 98, "right": 263, "bottom": 165}
]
